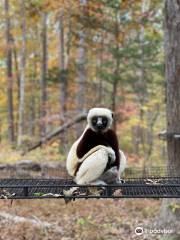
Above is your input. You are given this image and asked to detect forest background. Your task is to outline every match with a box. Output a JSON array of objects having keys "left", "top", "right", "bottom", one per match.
[
  {"left": 0, "top": 0, "right": 165, "bottom": 167},
  {"left": 0, "top": 1, "right": 174, "bottom": 240}
]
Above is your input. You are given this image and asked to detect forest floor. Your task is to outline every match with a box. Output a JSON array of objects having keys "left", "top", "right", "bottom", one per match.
[{"left": 0, "top": 198, "right": 172, "bottom": 240}]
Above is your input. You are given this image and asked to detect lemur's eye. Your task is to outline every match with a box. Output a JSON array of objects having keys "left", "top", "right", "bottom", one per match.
[
  {"left": 92, "top": 117, "right": 97, "bottom": 125},
  {"left": 102, "top": 117, "right": 108, "bottom": 124}
]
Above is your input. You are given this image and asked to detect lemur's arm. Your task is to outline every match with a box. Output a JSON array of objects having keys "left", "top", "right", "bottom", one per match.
[
  {"left": 105, "top": 129, "right": 120, "bottom": 169},
  {"left": 76, "top": 128, "right": 96, "bottom": 158},
  {"left": 66, "top": 128, "right": 96, "bottom": 176}
]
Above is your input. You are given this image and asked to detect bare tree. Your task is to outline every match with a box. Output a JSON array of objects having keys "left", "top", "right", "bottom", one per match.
[
  {"left": 158, "top": 0, "right": 180, "bottom": 232},
  {"left": 17, "top": 0, "right": 26, "bottom": 146},
  {"left": 58, "top": 12, "right": 68, "bottom": 150},
  {"left": 58, "top": 13, "right": 66, "bottom": 113},
  {"left": 40, "top": 12, "right": 48, "bottom": 138},
  {"left": 12, "top": 38, "right": 20, "bottom": 136},
  {"left": 111, "top": 5, "right": 121, "bottom": 131},
  {"left": 29, "top": 52, "right": 38, "bottom": 137},
  {"left": 4, "top": 0, "right": 15, "bottom": 144},
  {"left": 98, "top": 31, "right": 105, "bottom": 104},
  {"left": 12, "top": 38, "right": 20, "bottom": 103},
  {"left": 76, "top": 0, "right": 87, "bottom": 137}
]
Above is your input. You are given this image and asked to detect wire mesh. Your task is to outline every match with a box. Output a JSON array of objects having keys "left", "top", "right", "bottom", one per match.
[
  {"left": 0, "top": 177, "right": 179, "bottom": 199},
  {"left": 0, "top": 165, "right": 179, "bottom": 199}
]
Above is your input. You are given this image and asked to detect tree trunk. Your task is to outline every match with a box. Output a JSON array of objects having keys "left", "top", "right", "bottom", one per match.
[
  {"left": 76, "top": 30, "right": 86, "bottom": 112},
  {"left": 40, "top": 12, "right": 48, "bottom": 138},
  {"left": 4, "top": 0, "right": 15, "bottom": 144},
  {"left": 165, "top": 0, "right": 180, "bottom": 172},
  {"left": 112, "top": 78, "right": 118, "bottom": 131},
  {"left": 12, "top": 38, "right": 20, "bottom": 136},
  {"left": 29, "top": 53, "right": 38, "bottom": 137},
  {"left": 98, "top": 32, "right": 105, "bottom": 104},
  {"left": 158, "top": 0, "right": 180, "bottom": 233},
  {"left": 17, "top": 0, "right": 26, "bottom": 146},
  {"left": 112, "top": 10, "right": 120, "bottom": 132},
  {"left": 12, "top": 39, "right": 20, "bottom": 104},
  {"left": 132, "top": 0, "right": 149, "bottom": 164},
  {"left": 137, "top": 0, "right": 149, "bottom": 107},
  {"left": 58, "top": 13, "right": 68, "bottom": 151},
  {"left": 76, "top": 0, "right": 87, "bottom": 137}
]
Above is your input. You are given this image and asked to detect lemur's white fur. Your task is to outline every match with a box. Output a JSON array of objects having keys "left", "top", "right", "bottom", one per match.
[
  {"left": 66, "top": 126, "right": 90, "bottom": 177},
  {"left": 75, "top": 146, "right": 115, "bottom": 184},
  {"left": 66, "top": 108, "right": 127, "bottom": 185},
  {"left": 119, "top": 150, "right": 126, "bottom": 174}
]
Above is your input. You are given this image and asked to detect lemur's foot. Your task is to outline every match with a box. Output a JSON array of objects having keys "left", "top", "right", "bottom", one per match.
[
  {"left": 63, "top": 187, "right": 79, "bottom": 204},
  {"left": 89, "top": 180, "right": 107, "bottom": 186},
  {"left": 114, "top": 178, "right": 125, "bottom": 185}
]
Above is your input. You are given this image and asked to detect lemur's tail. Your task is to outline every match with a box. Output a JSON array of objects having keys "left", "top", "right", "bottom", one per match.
[{"left": 119, "top": 150, "right": 127, "bottom": 175}]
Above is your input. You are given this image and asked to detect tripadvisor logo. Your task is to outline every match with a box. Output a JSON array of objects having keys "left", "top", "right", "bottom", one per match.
[
  {"left": 135, "top": 226, "right": 174, "bottom": 235},
  {"left": 135, "top": 227, "right": 144, "bottom": 236}
]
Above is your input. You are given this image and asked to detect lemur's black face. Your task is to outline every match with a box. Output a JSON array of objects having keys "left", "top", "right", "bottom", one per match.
[{"left": 91, "top": 116, "right": 108, "bottom": 132}]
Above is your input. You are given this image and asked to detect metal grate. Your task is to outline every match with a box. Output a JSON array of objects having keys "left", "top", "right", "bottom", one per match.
[
  {"left": 0, "top": 166, "right": 179, "bottom": 199},
  {"left": 0, "top": 177, "right": 180, "bottom": 199}
]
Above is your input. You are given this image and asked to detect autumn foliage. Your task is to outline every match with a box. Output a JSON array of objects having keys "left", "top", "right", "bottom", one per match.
[{"left": 0, "top": 0, "right": 164, "bottom": 166}]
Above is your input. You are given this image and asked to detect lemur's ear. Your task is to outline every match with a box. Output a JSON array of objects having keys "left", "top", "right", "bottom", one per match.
[{"left": 111, "top": 112, "right": 114, "bottom": 119}]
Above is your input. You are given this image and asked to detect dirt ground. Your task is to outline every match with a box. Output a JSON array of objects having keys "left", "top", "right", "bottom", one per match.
[{"left": 0, "top": 198, "right": 168, "bottom": 240}]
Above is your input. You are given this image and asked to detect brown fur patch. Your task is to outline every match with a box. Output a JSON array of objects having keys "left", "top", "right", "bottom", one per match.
[{"left": 76, "top": 128, "right": 120, "bottom": 170}]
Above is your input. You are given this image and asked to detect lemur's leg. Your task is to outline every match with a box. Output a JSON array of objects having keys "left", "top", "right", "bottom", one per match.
[
  {"left": 99, "top": 167, "right": 119, "bottom": 184},
  {"left": 119, "top": 150, "right": 127, "bottom": 176},
  {"left": 118, "top": 150, "right": 127, "bottom": 183},
  {"left": 100, "top": 150, "right": 127, "bottom": 184},
  {"left": 89, "top": 180, "right": 107, "bottom": 185},
  {"left": 75, "top": 148, "right": 111, "bottom": 185}
]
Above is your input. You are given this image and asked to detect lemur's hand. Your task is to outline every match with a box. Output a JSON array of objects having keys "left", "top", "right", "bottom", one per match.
[{"left": 107, "top": 147, "right": 116, "bottom": 163}]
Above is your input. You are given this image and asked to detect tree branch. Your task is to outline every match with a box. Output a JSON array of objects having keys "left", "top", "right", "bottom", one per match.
[{"left": 22, "top": 113, "right": 87, "bottom": 155}]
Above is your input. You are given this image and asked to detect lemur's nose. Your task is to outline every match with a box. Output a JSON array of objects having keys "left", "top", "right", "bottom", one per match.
[{"left": 97, "top": 117, "right": 103, "bottom": 127}]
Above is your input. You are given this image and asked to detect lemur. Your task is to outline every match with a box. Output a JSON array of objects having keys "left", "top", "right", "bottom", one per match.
[{"left": 66, "top": 108, "right": 126, "bottom": 185}]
